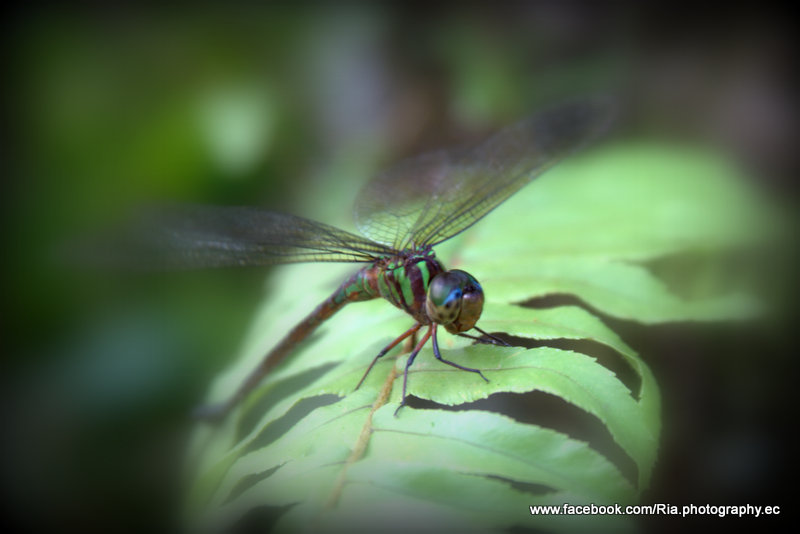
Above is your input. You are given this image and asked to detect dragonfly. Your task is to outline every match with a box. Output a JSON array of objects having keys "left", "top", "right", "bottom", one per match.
[{"left": 140, "top": 97, "right": 613, "bottom": 420}]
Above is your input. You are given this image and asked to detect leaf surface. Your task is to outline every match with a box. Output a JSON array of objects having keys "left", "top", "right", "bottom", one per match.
[{"left": 187, "top": 143, "right": 770, "bottom": 532}]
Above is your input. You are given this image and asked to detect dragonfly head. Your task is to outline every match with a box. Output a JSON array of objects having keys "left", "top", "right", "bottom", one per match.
[{"left": 425, "top": 269, "right": 484, "bottom": 334}]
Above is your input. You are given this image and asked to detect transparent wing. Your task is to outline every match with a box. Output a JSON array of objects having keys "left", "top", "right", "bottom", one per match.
[
  {"left": 354, "top": 96, "right": 616, "bottom": 250},
  {"left": 95, "top": 205, "right": 396, "bottom": 270}
]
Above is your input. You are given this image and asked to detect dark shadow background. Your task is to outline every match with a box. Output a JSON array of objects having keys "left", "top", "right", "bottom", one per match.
[{"left": 1, "top": 2, "right": 796, "bottom": 532}]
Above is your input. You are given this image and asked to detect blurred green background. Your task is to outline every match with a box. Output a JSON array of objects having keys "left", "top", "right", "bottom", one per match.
[{"left": 2, "top": 3, "right": 795, "bottom": 532}]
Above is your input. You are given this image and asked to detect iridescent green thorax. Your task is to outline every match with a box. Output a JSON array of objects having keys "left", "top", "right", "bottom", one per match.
[
  {"left": 359, "top": 249, "right": 446, "bottom": 325},
  {"left": 332, "top": 247, "right": 485, "bottom": 336},
  {"left": 332, "top": 246, "right": 485, "bottom": 334}
]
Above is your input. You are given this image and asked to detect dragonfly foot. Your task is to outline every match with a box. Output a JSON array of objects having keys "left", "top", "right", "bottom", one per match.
[
  {"left": 465, "top": 326, "right": 511, "bottom": 347},
  {"left": 433, "top": 326, "right": 491, "bottom": 384}
]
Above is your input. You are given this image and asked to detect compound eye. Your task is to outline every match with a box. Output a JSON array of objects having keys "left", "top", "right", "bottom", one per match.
[
  {"left": 425, "top": 272, "right": 463, "bottom": 325},
  {"left": 425, "top": 270, "right": 485, "bottom": 333},
  {"left": 451, "top": 283, "right": 484, "bottom": 333}
]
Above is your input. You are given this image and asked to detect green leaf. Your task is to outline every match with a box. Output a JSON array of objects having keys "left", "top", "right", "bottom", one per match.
[{"left": 186, "top": 143, "right": 771, "bottom": 532}]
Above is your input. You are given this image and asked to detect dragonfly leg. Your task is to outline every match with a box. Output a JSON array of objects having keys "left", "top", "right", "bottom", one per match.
[
  {"left": 402, "top": 330, "right": 418, "bottom": 353},
  {"left": 458, "top": 326, "right": 511, "bottom": 347},
  {"left": 355, "top": 323, "right": 422, "bottom": 391},
  {"left": 433, "top": 325, "right": 490, "bottom": 382},
  {"left": 394, "top": 324, "right": 433, "bottom": 417},
  {"left": 473, "top": 326, "right": 511, "bottom": 346}
]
